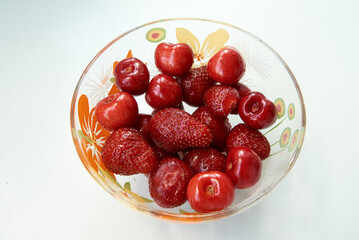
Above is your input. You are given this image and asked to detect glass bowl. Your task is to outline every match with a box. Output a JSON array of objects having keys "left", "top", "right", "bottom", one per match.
[{"left": 70, "top": 18, "right": 306, "bottom": 223}]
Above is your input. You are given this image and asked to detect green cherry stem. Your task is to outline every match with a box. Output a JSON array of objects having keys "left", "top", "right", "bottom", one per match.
[{"left": 264, "top": 116, "right": 287, "bottom": 136}]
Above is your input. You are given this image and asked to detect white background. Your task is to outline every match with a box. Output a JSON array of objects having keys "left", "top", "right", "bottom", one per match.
[{"left": 1, "top": 0, "right": 358, "bottom": 239}]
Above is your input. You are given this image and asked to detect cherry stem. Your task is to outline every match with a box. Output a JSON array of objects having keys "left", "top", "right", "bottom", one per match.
[
  {"left": 207, "top": 185, "right": 215, "bottom": 194},
  {"left": 251, "top": 102, "right": 260, "bottom": 113}
]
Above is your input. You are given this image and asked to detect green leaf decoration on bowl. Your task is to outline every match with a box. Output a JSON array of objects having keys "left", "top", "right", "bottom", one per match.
[{"left": 123, "top": 181, "right": 154, "bottom": 203}]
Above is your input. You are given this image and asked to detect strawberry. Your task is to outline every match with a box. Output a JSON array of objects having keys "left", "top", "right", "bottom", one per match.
[
  {"left": 183, "top": 147, "right": 227, "bottom": 174},
  {"left": 226, "top": 123, "right": 270, "bottom": 160},
  {"left": 192, "top": 106, "right": 231, "bottom": 152},
  {"left": 149, "top": 108, "right": 213, "bottom": 153},
  {"left": 101, "top": 128, "right": 157, "bottom": 175},
  {"left": 149, "top": 157, "right": 193, "bottom": 208},
  {"left": 178, "top": 66, "right": 215, "bottom": 107},
  {"left": 203, "top": 85, "right": 240, "bottom": 117}
]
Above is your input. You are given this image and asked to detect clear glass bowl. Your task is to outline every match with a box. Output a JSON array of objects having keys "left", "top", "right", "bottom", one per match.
[{"left": 70, "top": 18, "right": 306, "bottom": 223}]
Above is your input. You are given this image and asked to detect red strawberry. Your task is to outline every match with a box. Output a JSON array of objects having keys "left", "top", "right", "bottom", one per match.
[
  {"left": 183, "top": 147, "right": 227, "bottom": 174},
  {"left": 149, "top": 108, "right": 213, "bottom": 153},
  {"left": 101, "top": 128, "right": 157, "bottom": 175},
  {"left": 226, "top": 123, "right": 270, "bottom": 160},
  {"left": 192, "top": 106, "right": 231, "bottom": 152},
  {"left": 203, "top": 85, "right": 240, "bottom": 117},
  {"left": 178, "top": 66, "right": 215, "bottom": 107}
]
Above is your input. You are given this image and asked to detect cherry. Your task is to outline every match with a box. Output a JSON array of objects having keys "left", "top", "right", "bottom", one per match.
[
  {"left": 152, "top": 145, "right": 179, "bottom": 161},
  {"left": 151, "top": 102, "right": 184, "bottom": 116},
  {"left": 207, "top": 46, "right": 246, "bottom": 85},
  {"left": 238, "top": 91, "right": 276, "bottom": 129},
  {"left": 186, "top": 171, "right": 235, "bottom": 213},
  {"left": 183, "top": 148, "right": 227, "bottom": 174},
  {"left": 154, "top": 42, "right": 194, "bottom": 76},
  {"left": 149, "top": 157, "right": 193, "bottom": 208},
  {"left": 145, "top": 74, "right": 182, "bottom": 110},
  {"left": 114, "top": 57, "right": 150, "bottom": 95},
  {"left": 134, "top": 113, "right": 152, "bottom": 142},
  {"left": 225, "top": 146, "right": 262, "bottom": 189},
  {"left": 234, "top": 82, "right": 251, "bottom": 97},
  {"left": 95, "top": 92, "right": 138, "bottom": 131},
  {"left": 231, "top": 82, "right": 251, "bottom": 114}
]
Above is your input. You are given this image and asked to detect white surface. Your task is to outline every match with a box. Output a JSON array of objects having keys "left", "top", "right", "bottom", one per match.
[{"left": 1, "top": 0, "right": 358, "bottom": 239}]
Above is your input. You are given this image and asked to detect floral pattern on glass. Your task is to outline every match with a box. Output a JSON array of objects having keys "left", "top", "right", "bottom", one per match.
[{"left": 176, "top": 28, "right": 229, "bottom": 66}]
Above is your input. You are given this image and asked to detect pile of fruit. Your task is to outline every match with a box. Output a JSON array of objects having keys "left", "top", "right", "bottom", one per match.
[{"left": 94, "top": 42, "right": 277, "bottom": 213}]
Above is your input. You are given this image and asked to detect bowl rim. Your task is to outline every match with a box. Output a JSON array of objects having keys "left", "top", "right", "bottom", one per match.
[{"left": 70, "top": 17, "right": 306, "bottom": 223}]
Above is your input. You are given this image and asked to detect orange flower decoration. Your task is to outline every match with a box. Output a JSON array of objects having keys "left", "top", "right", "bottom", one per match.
[{"left": 77, "top": 94, "right": 114, "bottom": 178}]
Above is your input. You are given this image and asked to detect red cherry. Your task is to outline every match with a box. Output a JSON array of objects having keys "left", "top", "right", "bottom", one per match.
[
  {"left": 183, "top": 148, "right": 227, "bottom": 174},
  {"left": 114, "top": 57, "right": 150, "bottom": 95},
  {"left": 145, "top": 74, "right": 182, "bottom": 110},
  {"left": 225, "top": 146, "right": 262, "bottom": 189},
  {"left": 231, "top": 82, "right": 251, "bottom": 114},
  {"left": 187, "top": 171, "right": 235, "bottom": 213},
  {"left": 234, "top": 82, "right": 251, "bottom": 97},
  {"left": 134, "top": 113, "right": 152, "bottom": 142},
  {"left": 238, "top": 91, "right": 276, "bottom": 129},
  {"left": 207, "top": 47, "right": 246, "bottom": 85},
  {"left": 95, "top": 92, "right": 138, "bottom": 131},
  {"left": 154, "top": 42, "right": 194, "bottom": 76},
  {"left": 149, "top": 157, "right": 193, "bottom": 208},
  {"left": 151, "top": 102, "right": 184, "bottom": 116},
  {"left": 152, "top": 145, "right": 179, "bottom": 161}
]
